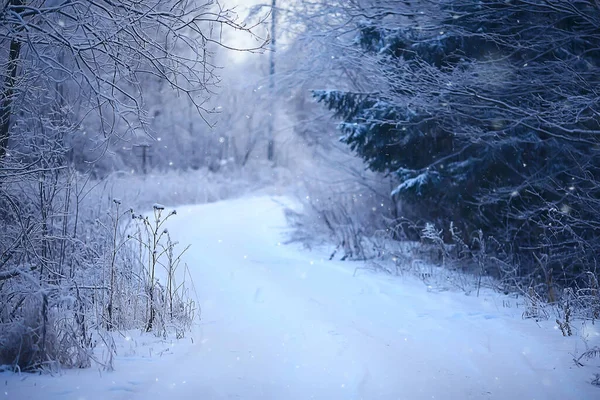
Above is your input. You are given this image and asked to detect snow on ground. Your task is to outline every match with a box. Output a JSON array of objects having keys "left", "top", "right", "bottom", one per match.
[{"left": 4, "top": 196, "right": 599, "bottom": 400}]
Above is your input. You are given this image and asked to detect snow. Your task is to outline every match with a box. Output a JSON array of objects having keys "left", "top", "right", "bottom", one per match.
[
  {"left": 4, "top": 196, "right": 598, "bottom": 399},
  {"left": 392, "top": 171, "right": 440, "bottom": 196}
]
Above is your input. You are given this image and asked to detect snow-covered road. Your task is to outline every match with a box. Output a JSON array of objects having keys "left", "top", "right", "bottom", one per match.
[{"left": 6, "top": 196, "right": 598, "bottom": 399}]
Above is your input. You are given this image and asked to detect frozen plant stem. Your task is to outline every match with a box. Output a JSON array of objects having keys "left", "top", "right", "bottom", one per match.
[{"left": 131, "top": 205, "right": 177, "bottom": 333}]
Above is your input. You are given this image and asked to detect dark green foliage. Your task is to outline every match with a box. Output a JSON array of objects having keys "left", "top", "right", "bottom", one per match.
[{"left": 315, "top": 0, "right": 600, "bottom": 292}]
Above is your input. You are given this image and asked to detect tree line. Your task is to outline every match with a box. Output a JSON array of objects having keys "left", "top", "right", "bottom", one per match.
[
  {"left": 0, "top": 0, "right": 261, "bottom": 371},
  {"left": 309, "top": 0, "right": 599, "bottom": 304}
]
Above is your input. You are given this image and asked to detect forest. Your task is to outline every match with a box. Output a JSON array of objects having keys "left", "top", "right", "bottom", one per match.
[{"left": 1, "top": 0, "right": 599, "bottom": 397}]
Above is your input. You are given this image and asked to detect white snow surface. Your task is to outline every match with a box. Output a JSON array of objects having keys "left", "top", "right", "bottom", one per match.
[{"left": 5, "top": 196, "right": 599, "bottom": 400}]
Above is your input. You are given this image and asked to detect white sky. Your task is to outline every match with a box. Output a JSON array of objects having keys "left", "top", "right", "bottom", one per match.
[{"left": 219, "top": 0, "right": 270, "bottom": 63}]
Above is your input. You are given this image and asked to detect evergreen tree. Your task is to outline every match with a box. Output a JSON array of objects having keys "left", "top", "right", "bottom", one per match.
[{"left": 315, "top": 0, "right": 600, "bottom": 288}]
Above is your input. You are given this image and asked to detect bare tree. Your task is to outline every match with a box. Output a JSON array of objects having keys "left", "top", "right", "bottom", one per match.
[
  {"left": 0, "top": 0, "right": 264, "bottom": 371},
  {"left": 1, "top": 0, "right": 265, "bottom": 162}
]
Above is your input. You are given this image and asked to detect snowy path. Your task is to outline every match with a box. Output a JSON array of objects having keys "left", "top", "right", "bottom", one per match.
[{"left": 6, "top": 196, "right": 598, "bottom": 400}]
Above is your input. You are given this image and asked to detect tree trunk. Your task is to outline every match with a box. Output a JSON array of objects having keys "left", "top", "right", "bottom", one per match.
[
  {"left": 267, "top": 0, "right": 276, "bottom": 161},
  {"left": 0, "top": 0, "right": 25, "bottom": 160}
]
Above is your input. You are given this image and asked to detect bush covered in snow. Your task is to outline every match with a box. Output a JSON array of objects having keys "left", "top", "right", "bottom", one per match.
[{"left": 0, "top": 170, "right": 198, "bottom": 371}]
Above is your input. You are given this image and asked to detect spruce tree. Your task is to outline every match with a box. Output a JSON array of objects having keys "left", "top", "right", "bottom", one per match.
[{"left": 315, "top": 0, "right": 600, "bottom": 287}]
